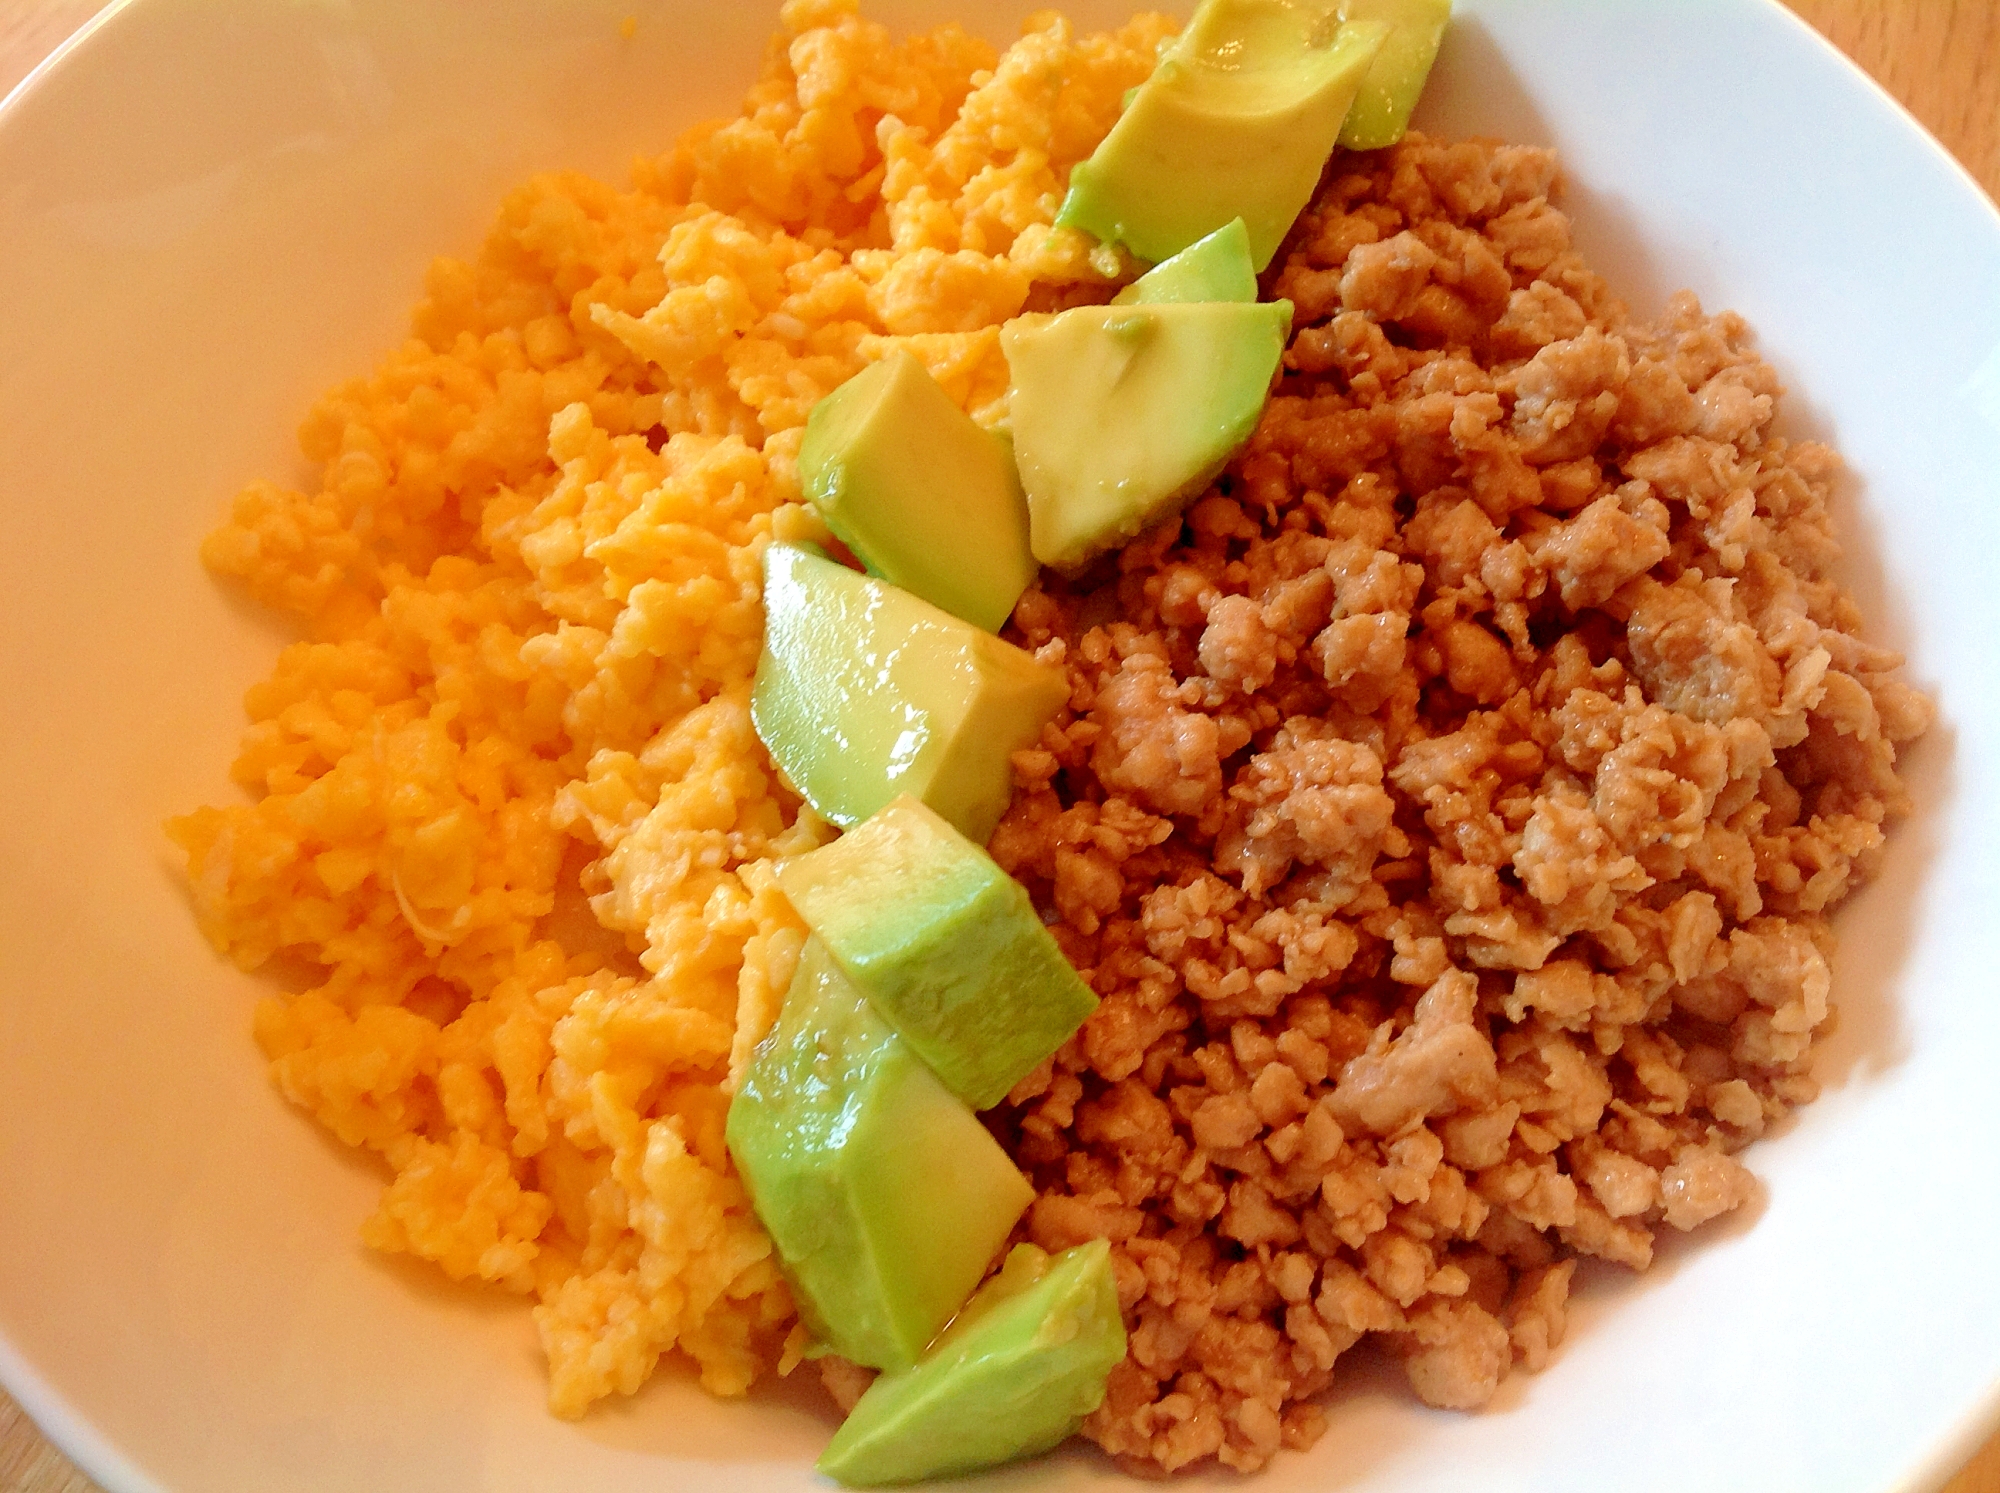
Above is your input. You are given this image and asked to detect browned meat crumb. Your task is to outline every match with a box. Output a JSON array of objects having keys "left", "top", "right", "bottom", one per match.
[{"left": 989, "top": 132, "right": 1931, "bottom": 1478}]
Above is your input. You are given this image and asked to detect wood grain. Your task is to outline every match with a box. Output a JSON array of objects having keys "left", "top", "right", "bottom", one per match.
[
  {"left": 2, "top": 2, "right": 1997, "bottom": 1491},
  {"left": 0, "top": 1394, "right": 95, "bottom": 1493},
  {"left": 1784, "top": 0, "right": 2000, "bottom": 203}
]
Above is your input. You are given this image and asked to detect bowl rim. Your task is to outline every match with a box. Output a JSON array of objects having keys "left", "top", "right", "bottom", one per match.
[{"left": 3, "top": 1, "right": 1999, "bottom": 1490}]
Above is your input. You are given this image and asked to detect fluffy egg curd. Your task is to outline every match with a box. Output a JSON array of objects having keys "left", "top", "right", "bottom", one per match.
[{"left": 169, "top": 0, "right": 1172, "bottom": 1418}]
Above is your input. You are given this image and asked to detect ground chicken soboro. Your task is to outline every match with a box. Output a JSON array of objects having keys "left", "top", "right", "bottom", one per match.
[{"left": 986, "top": 134, "right": 1932, "bottom": 1475}]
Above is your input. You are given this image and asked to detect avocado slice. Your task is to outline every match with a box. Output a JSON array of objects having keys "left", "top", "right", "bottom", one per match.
[
  {"left": 1055, "top": 0, "right": 1389, "bottom": 271},
  {"left": 817, "top": 1240, "right": 1128, "bottom": 1487},
  {"left": 752, "top": 542, "right": 1068, "bottom": 844},
  {"left": 725, "top": 937, "right": 1034, "bottom": 1371},
  {"left": 798, "top": 351, "right": 1036, "bottom": 634},
  {"left": 1111, "top": 217, "right": 1259, "bottom": 306},
  {"left": 1003, "top": 300, "right": 1293, "bottom": 571},
  {"left": 1337, "top": 0, "right": 1452, "bottom": 149},
  {"left": 777, "top": 794, "right": 1097, "bottom": 1112}
]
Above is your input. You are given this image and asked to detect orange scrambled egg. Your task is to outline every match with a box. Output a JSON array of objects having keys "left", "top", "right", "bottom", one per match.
[{"left": 170, "top": 0, "right": 1173, "bottom": 1417}]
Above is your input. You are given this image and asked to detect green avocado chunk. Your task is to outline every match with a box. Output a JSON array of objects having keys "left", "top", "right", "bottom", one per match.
[
  {"left": 777, "top": 794, "right": 1097, "bottom": 1112},
  {"left": 798, "top": 350, "right": 1036, "bottom": 633},
  {"left": 725, "top": 938, "right": 1033, "bottom": 1372},
  {"left": 817, "top": 1241, "right": 1128, "bottom": 1487},
  {"left": 1337, "top": 0, "right": 1452, "bottom": 149},
  {"left": 1003, "top": 300, "right": 1293, "bottom": 571},
  {"left": 751, "top": 542, "right": 1068, "bottom": 844},
  {"left": 1112, "top": 217, "right": 1259, "bottom": 305},
  {"left": 1055, "top": 0, "right": 1388, "bottom": 270}
]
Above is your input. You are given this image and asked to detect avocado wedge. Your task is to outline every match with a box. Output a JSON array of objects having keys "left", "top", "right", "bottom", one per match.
[
  {"left": 725, "top": 938, "right": 1033, "bottom": 1371},
  {"left": 1003, "top": 299, "right": 1292, "bottom": 570},
  {"left": 1056, "top": 0, "right": 1388, "bottom": 270},
  {"left": 817, "top": 1241, "right": 1128, "bottom": 1486}
]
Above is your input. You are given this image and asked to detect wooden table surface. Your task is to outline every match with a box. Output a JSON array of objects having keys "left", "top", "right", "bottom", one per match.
[{"left": 2, "top": 2, "right": 1997, "bottom": 1491}]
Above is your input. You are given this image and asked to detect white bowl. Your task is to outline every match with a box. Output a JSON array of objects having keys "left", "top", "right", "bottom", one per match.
[{"left": 2, "top": 2, "right": 1997, "bottom": 1490}]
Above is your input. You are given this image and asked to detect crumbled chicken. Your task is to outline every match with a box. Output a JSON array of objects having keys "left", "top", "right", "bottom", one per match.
[{"left": 988, "top": 132, "right": 1930, "bottom": 1477}]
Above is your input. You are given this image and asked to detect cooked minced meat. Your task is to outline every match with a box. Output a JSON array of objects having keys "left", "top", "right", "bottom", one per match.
[{"left": 984, "top": 132, "right": 1931, "bottom": 1478}]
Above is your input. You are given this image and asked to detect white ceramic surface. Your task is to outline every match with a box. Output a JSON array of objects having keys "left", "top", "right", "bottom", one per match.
[{"left": 2, "top": 1, "right": 1997, "bottom": 1490}]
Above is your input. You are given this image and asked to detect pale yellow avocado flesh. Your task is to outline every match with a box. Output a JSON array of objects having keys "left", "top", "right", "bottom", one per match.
[
  {"left": 1338, "top": 0, "right": 1453, "bottom": 149},
  {"left": 798, "top": 351, "right": 1035, "bottom": 634},
  {"left": 751, "top": 543, "right": 1068, "bottom": 844},
  {"left": 1003, "top": 300, "right": 1293, "bottom": 571},
  {"left": 1055, "top": 0, "right": 1388, "bottom": 270},
  {"left": 1110, "top": 217, "right": 1259, "bottom": 306},
  {"left": 816, "top": 1241, "right": 1127, "bottom": 1486},
  {"left": 778, "top": 795, "right": 1098, "bottom": 1112},
  {"left": 725, "top": 939, "right": 1033, "bottom": 1372}
]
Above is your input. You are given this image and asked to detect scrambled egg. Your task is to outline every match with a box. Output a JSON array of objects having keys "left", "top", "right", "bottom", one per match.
[{"left": 171, "top": 0, "right": 1173, "bottom": 1417}]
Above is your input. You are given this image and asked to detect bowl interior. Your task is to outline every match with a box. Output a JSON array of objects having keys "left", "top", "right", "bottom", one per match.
[{"left": 2, "top": 2, "right": 1998, "bottom": 1490}]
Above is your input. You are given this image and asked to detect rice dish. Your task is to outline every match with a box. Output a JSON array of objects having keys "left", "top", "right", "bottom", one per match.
[{"left": 171, "top": 0, "right": 1930, "bottom": 1475}]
